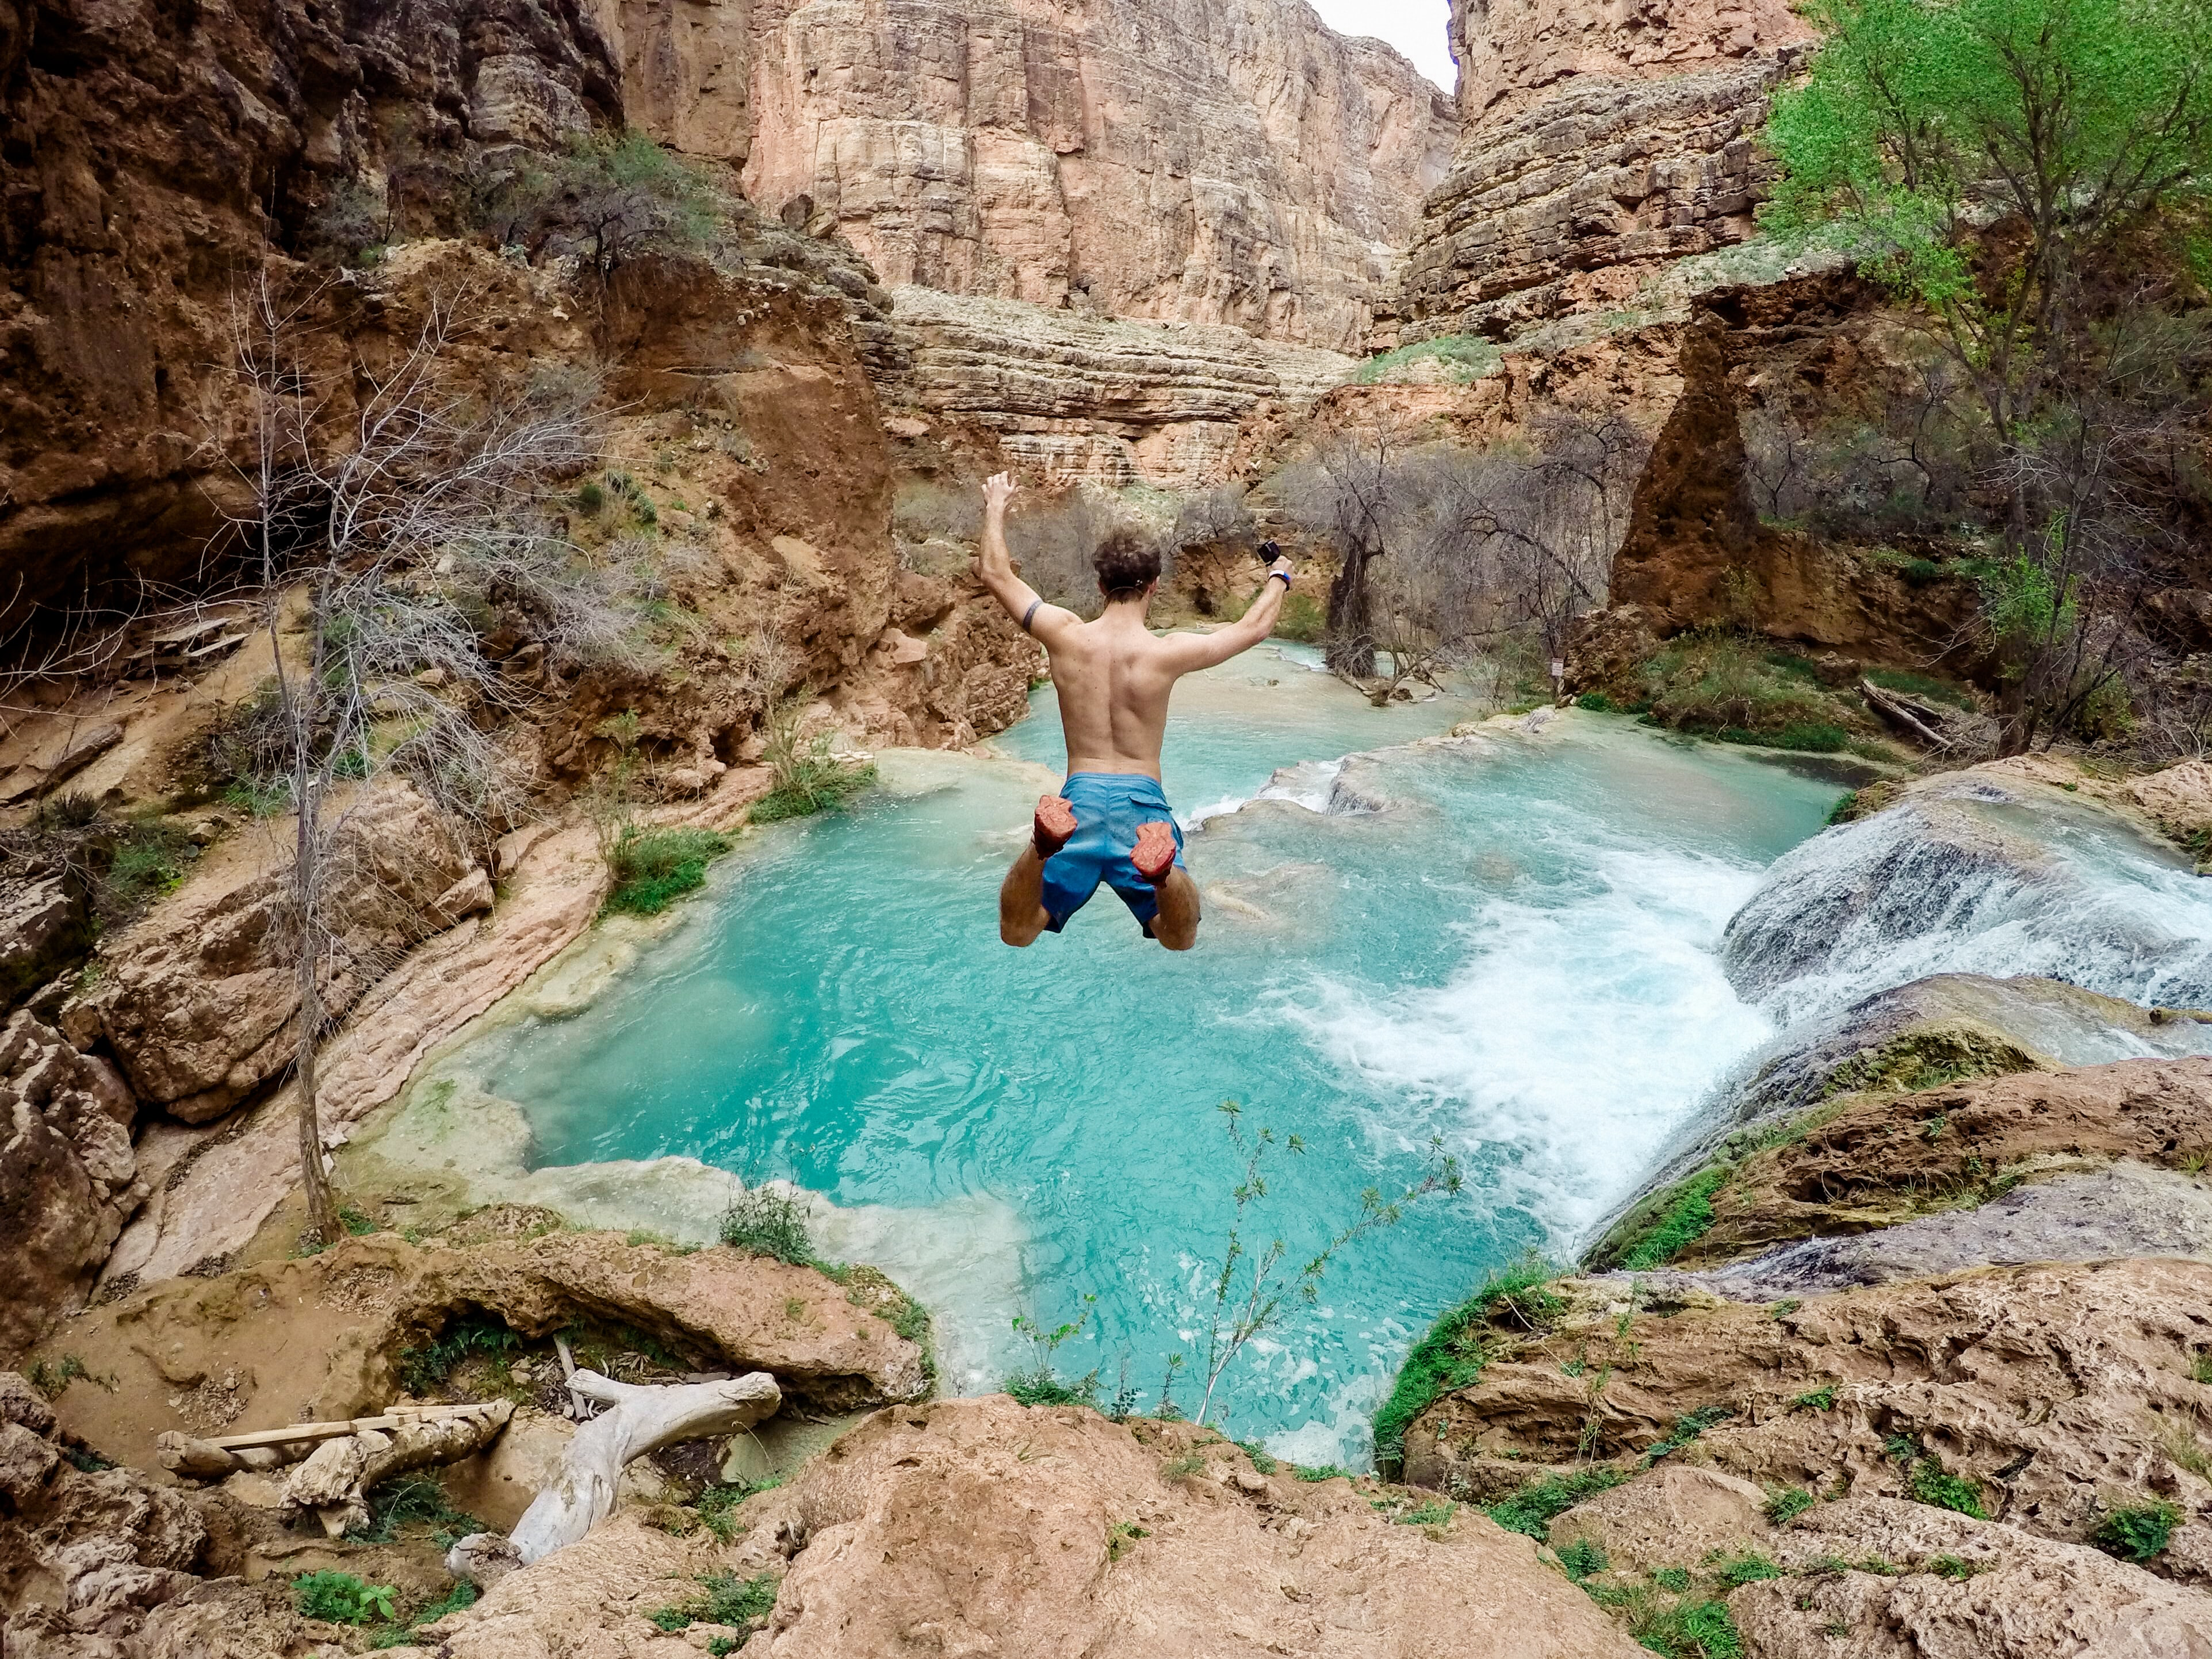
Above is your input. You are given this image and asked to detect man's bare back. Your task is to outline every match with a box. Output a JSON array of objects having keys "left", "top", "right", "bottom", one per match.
[{"left": 972, "top": 472, "right": 1293, "bottom": 950}]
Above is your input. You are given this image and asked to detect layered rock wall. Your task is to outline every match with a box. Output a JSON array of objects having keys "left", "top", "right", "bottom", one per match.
[
  {"left": 743, "top": 0, "right": 1458, "bottom": 353},
  {"left": 886, "top": 286, "right": 1353, "bottom": 486},
  {"left": 1390, "top": 0, "right": 1816, "bottom": 342}
]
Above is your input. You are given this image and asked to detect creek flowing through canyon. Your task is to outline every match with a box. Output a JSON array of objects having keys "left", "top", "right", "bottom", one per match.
[{"left": 375, "top": 650, "right": 2212, "bottom": 1468}]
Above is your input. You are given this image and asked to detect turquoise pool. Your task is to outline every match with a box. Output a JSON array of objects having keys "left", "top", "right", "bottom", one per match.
[{"left": 474, "top": 648, "right": 1846, "bottom": 1462}]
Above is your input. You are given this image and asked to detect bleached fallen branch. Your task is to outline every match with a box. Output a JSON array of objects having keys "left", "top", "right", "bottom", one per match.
[
  {"left": 281, "top": 1399, "right": 515, "bottom": 1537},
  {"left": 497, "top": 1369, "right": 779, "bottom": 1565}
]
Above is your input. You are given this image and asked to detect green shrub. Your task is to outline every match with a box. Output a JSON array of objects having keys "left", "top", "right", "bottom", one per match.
[
  {"left": 1709, "top": 1550, "right": 1784, "bottom": 1587},
  {"left": 719, "top": 1185, "right": 815, "bottom": 1266},
  {"left": 1354, "top": 335, "right": 1503, "bottom": 386},
  {"left": 1644, "top": 1406, "right": 1734, "bottom": 1467},
  {"left": 1907, "top": 1459, "right": 1985, "bottom": 1520},
  {"left": 1612, "top": 1168, "right": 1728, "bottom": 1271},
  {"left": 751, "top": 754, "right": 877, "bottom": 825},
  {"left": 294, "top": 1572, "right": 397, "bottom": 1626},
  {"left": 1791, "top": 1386, "right": 1836, "bottom": 1412},
  {"left": 368, "top": 1582, "right": 478, "bottom": 1647},
  {"left": 1765, "top": 1486, "right": 1817, "bottom": 1524},
  {"left": 603, "top": 826, "right": 732, "bottom": 917},
  {"left": 2094, "top": 1500, "right": 2182, "bottom": 1562},
  {"left": 397, "top": 1316, "right": 519, "bottom": 1396},
  {"left": 1293, "top": 1463, "right": 1350, "bottom": 1482},
  {"left": 348, "top": 1473, "right": 484, "bottom": 1546},
  {"left": 1371, "top": 1251, "right": 1560, "bottom": 1470},
  {"left": 648, "top": 1572, "right": 779, "bottom": 1634},
  {"left": 1275, "top": 592, "right": 1326, "bottom": 643},
  {"left": 1004, "top": 1369, "right": 1098, "bottom": 1408},
  {"left": 1577, "top": 692, "right": 1617, "bottom": 712},
  {"left": 1485, "top": 1467, "right": 1628, "bottom": 1538},
  {"left": 1237, "top": 1441, "right": 1279, "bottom": 1475},
  {"left": 1633, "top": 1597, "right": 1744, "bottom": 1658},
  {"left": 1928, "top": 1553, "right": 1983, "bottom": 1581},
  {"left": 1653, "top": 1566, "right": 1693, "bottom": 1593},
  {"left": 1557, "top": 1537, "right": 1609, "bottom": 1580}
]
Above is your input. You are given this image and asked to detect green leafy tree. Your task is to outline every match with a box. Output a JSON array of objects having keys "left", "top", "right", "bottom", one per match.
[{"left": 1764, "top": 0, "right": 2212, "bottom": 750}]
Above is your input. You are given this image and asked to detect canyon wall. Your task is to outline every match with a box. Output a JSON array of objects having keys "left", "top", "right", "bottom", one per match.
[
  {"left": 742, "top": 0, "right": 1458, "bottom": 354},
  {"left": 1387, "top": 0, "right": 1816, "bottom": 343}
]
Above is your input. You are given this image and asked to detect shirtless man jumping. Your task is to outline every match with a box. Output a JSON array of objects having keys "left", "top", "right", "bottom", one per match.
[{"left": 974, "top": 472, "right": 1295, "bottom": 952}]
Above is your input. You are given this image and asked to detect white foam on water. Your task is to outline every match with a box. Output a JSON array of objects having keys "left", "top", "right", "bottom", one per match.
[
  {"left": 1726, "top": 789, "right": 2212, "bottom": 1022},
  {"left": 1289, "top": 841, "right": 1777, "bottom": 1239}
]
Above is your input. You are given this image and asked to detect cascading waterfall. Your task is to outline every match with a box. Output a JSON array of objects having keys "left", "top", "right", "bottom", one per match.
[{"left": 1723, "top": 774, "right": 2212, "bottom": 1023}]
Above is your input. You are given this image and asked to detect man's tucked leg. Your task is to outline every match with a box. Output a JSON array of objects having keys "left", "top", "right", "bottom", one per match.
[
  {"left": 1001, "top": 795, "right": 1076, "bottom": 948},
  {"left": 1132, "top": 821, "right": 1200, "bottom": 952}
]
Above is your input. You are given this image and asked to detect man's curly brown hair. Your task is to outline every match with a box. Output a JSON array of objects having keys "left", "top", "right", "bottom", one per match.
[{"left": 1093, "top": 528, "right": 1162, "bottom": 600}]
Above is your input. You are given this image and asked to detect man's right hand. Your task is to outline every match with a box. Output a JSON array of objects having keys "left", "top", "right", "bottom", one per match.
[
  {"left": 1268, "top": 556, "right": 1293, "bottom": 580},
  {"left": 983, "top": 472, "right": 1020, "bottom": 517}
]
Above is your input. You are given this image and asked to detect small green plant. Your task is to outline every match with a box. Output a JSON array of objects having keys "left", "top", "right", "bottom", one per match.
[
  {"left": 1293, "top": 1462, "right": 1350, "bottom": 1482},
  {"left": 1237, "top": 1441, "right": 1279, "bottom": 1474},
  {"left": 1928, "top": 1554, "right": 1984, "bottom": 1581},
  {"left": 1161, "top": 1451, "right": 1208, "bottom": 1480},
  {"left": 2094, "top": 1500, "right": 2183, "bottom": 1562},
  {"left": 1614, "top": 1168, "right": 1728, "bottom": 1271},
  {"left": 1632, "top": 1597, "right": 1744, "bottom": 1658},
  {"left": 1557, "top": 1537, "right": 1609, "bottom": 1581},
  {"left": 339, "top": 1204, "right": 379, "bottom": 1236},
  {"left": 647, "top": 1571, "right": 779, "bottom": 1634},
  {"left": 1767, "top": 1299, "right": 1802, "bottom": 1320},
  {"left": 753, "top": 691, "right": 877, "bottom": 824},
  {"left": 1107, "top": 1520, "right": 1150, "bottom": 1562},
  {"left": 1644, "top": 1405, "right": 1733, "bottom": 1466},
  {"left": 2191, "top": 1349, "right": 2212, "bottom": 1385},
  {"left": 603, "top": 825, "right": 733, "bottom": 917},
  {"left": 1765, "top": 1486, "right": 1816, "bottom": 1525},
  {"left": 1653, "top": 1566, "right": 1693, "bottom": 1593},
  {"left": 1397, "top": 1497, "right": 1456, "bottom": 1527},
  {"left": 1194, "top": 1101, "right": 1460, "bottom": 1427},
  {"left": 1004, "top": 1294, "right": 1101, "bottom": 1407},
  {"left": 1708, "top": 1550, "right": 1784, "bottom": 1587},
  {"left": 294, "top": 1572, "right": 397, "bottom": 1626},
  {"left": 689, "top": 1475, "right": 782, "bottom": 1544},
  {"left": 368, "top": 1581, "right": 479, "bottom": 1647},
  {"left": 397, "top": 1316, "right": 519, "bottom": 1396},
  {"left": 1906, "top": 1458, "right": 1986, "bottom": 1520},
  {"left": 26, "top": 1355, "right": 108, "bottom": 1399},
  {"left": 1577, "top": 691, "right": 1618, "bottom": 712},
  {"left": 348, "top": 1473, "right": 485, "bottom": 1546},
  {"left": 1372, "top": 1250, "right": 1557, "bottom": 1471},
  {"left": 718, "top": 1184, "right": 816, "bottom": 1266},
  {"left": 1485, "top": 1467, "right": 1628, "bottom": 1538},
  {"left": 1791, "top": 1386, "right": 1836, "bottom": 1412}
]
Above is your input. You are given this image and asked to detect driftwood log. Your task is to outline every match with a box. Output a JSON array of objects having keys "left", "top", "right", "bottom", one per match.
[
  {"left": 1860, "top": 678, "right": 1955, "bottom": 749},
  {"left": 156, "top": 1402, "right": 504, "bottom": 1479},
  {"left": 494, "top": 1369, "right": 780, "bottom": 1565},
  {"left": 282, "top": 1400, "right": 515, "bottom": 1536}
]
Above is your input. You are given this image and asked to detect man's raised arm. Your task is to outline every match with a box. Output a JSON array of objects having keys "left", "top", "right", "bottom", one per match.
[
  {"left": 974, "top": 473, "right": 1076, "bottom": 642},
  {"left": 1159, "top": 553, "right": 1295, "bottom": 674}
]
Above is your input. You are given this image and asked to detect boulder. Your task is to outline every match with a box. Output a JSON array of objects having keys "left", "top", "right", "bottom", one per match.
[
  {"left": 0, "top": 1011, "right": 144, "bottom": 1363},
  {"left": 1734, "top": 1496, "right": 2212, "bottom": 1657},
  {"left": 422, "top": 1396, "right": 1648, "bottom": 1658},
  {"left": 1548, "top": 1464, "right": 1771, "bottom": 1574}
]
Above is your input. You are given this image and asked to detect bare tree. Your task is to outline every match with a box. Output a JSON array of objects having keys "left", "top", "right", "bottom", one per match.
[{"left": 219, "top": 268, "right": 599, "bottom": 1240}]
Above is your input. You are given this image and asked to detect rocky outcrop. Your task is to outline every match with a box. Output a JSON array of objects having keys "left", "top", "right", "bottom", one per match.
[
  {"left": 1390, "top": 0, "right": 1818, "bottom": 343},
  {"left": 744, "top": 0, "right": 1458, "bottom": 355},
  {"left": 411, "top": 1394, "right": 1647, "bottom": 1658},
  {"left": 39, "top": 1228, "right": 928, "bottom": 1475},
  {"left": 885, "top": 286, "right": 1355, "bottom": 485},
  {"left": 0, "top": 1014, "right": 143, "bottom": 1364},
  {"left": 0, "top": 1371, "right": 224, "bottom": 1657}
]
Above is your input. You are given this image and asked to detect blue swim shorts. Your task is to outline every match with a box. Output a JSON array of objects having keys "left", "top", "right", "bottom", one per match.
[{"left": 1040, "top": 771, "right": 1188, "bottom": 936}]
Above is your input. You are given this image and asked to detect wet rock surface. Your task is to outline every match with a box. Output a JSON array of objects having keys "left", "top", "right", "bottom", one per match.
[{"left": 1646, "top": 1161, "right": 2212, "bottom": 1300}]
